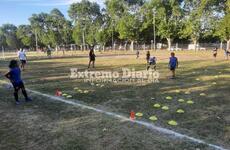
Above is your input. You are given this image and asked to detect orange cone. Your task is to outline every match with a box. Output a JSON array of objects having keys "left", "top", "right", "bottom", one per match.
[
  {"left": 130, "top": 110, "right": 135, "bottom": 120},
  {"left": 55, "top": 89, "right": 62, "bottom": 96}
]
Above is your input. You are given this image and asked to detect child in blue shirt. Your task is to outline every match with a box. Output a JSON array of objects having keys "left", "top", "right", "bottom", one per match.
[
  {"left": 147, "top": 56, "right": 156, "bottom": 71},
  {"left": 5, "top": 60, "right": 31, "bottom": 105},
  {"left": 169, "top": 52, "right": 178, "bottom": 79}
]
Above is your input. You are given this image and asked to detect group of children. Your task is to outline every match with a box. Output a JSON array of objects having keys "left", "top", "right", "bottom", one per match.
[
  {"left": 145, "top": 51, "right": 178, "bottom": 79},
  {"left": 8, "top": 46, "right": 230, "bottom": 105}
]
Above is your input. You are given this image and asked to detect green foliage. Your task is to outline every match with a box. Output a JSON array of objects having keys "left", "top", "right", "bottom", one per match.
[
  {"left": 69, "top": 0, "right": 102, "bottom": 46},
  {"left": 0, "top": 24, "right": 20, "bottom": 49},
  {"left": 0, "top": 0, "right": 229, "bottom": 50},
  {"left": 16, "top": 25, "right": 35, "bottom": 48},
  {"left": 117, "top": 14, "right": 141, "bottom": 41}
]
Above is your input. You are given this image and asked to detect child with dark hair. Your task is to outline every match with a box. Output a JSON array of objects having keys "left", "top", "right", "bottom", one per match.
[
  {"left": 213, "top": 47, "right": 218, "bottom": 61},
  {"left": 146, "top": 51, "right": 150, "bottom": 63},
  {"left": 147, "top": 56, "right": 157, "bottom": 71},
  {"left": 169, "top": 52, "right": 178, "bottom": 79},
  {"left": 5, "top": 60, "right": 31, "bottom": 105},
  {"left": 17, "top": 48, "right": 27, "bottom": 70},
  {"left": 136, "top": 50, "right": 140, "bottom": 59},
  {"left": 88, "top": 47, "right": 96, "bottom": 68}
]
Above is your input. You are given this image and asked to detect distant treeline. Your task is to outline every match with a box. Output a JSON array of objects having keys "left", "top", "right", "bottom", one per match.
[{"left": 0, "top": 0, "right": 229, "bottom": 51}]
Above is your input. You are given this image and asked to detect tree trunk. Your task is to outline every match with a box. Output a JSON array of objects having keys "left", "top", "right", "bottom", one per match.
[
  {"left": 103, "top": 45, "right": 105, "bottom": 52},
  {"left": 193, "top": 39, "right": 198, "bottom": 51},
  {"left": 220, "top": 41, "right": 223, "bottom": 50},
  {"left": 227, "top": 39, "right": 230, "bottom": 51},
  {"left": 167, "top": 38, "right": 172, "bottom": 51},
  {"left": 130, "top": 41, "right": 134, "bottom": 51}
]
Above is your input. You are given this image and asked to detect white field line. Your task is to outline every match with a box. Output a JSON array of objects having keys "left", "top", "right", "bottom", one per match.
[{"left": 26, "top": 89, "right": 229, "bottom": 150}]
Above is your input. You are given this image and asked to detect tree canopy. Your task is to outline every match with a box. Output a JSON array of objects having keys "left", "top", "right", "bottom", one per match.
[{"left": 0, "top": 0, "right": 229, "bottom": 50}]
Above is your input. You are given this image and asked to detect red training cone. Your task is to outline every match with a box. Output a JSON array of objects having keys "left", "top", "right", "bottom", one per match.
[
  {"left": 130, "top": 110, "right": 135, "bottom": 120},
  {"left": 55, "top": 89, "right": 62, "bottom": 96}
]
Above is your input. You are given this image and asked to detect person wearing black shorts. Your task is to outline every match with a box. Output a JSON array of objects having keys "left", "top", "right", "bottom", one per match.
[
  {"left": 17, "top": 49, "right": 27, "bottom": 70},
  {"left": 169, "top": 52, "right": 178, "bottom": 79},
  {"left": 213, "top": 47, "right": 218, "bottom": 61},
  {"left": 88, "top": 47, "right": 96, "bottom": 68},
  {"left": 5, "top": 60, "right": 31, "bottom": 105}
]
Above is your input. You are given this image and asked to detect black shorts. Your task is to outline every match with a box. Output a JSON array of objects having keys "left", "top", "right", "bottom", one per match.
[
  {"left": 12, "top": 81, "right": 25, "bottom": 91},
  {"left": 20, "top": 60, "right": 27, "bottom": 64},
  {"left": 170, "top": 67, "right": 176, "bottom": 71}
]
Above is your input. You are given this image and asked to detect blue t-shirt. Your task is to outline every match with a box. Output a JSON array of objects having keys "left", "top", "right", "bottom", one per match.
[
  {"left": 10, "top": 68, "right": 22, "bottom": 84},
  {"left": 169, "top": 57, "right": 178, "bottom": 68}
]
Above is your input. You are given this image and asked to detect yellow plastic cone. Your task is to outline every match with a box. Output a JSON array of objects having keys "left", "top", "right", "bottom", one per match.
[
  {"left": 168, "top": 120, "right": 178, "bottom": 126},
  {"left": 149, "top": 116, "right": 158, "bottom": 121}
]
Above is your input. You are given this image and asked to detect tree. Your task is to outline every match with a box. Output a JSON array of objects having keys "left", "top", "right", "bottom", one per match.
[
  {"left": 180, "top": 0, "right": 219, "bottom": 50},
  {"left": 68, "top": 0, "right": 102, "bottom": 50},
  {"left": 16, "top": 25, "right": 35, "bottom": 49},
  {"left": 143, "top": 0, "right": 183, "bottom": 50},
  {"left": 29, "top": 9, "right": 72, "bottom": 50},
  {"left": 0, "top": 28, "right": 7, "bottom": 49},
  {"left": 117, "top": 13, "right": 141, "bottom": 51},
  {"left": 214, "top": 0, "right": 230, "bottom": 50},
  {"left": 0, "top": 24, "right": 20, "bottom": 49}
]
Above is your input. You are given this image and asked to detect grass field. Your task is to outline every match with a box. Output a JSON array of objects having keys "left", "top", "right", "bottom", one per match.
[{"left": 0, "top": 50, "right": 229, "bottom": 150}]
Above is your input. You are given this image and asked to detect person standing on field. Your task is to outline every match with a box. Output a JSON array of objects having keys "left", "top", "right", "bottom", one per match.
[
  {"left": 169, "top": 52, "right": 178, "bottom": 79},
  {"left": 213, "top": 47, "right": 218, "bottom": 61},
  {"left": 88, "top": 47, "right": 96, "bottom": 68},
  {"left": 17, "top": 48, "right": 27, "bottom": 71}
]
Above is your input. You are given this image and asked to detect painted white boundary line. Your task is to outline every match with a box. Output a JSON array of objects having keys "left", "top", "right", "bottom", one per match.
[{"left": 27, "top": 89, "right": 228, "bottom": 150}]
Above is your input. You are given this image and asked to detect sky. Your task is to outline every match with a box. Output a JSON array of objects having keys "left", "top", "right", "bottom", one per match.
[{"left": 0, "top": 0, "right": 105, "bottom": 26}]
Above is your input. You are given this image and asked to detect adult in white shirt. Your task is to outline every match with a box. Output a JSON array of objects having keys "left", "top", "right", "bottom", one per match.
[{"left": 17, "top": 48, "right": 27, "bottom": 70}]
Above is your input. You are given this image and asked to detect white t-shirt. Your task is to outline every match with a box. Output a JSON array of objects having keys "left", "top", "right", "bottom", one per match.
[{"left": 18, "top": 51, "right": 26, "bottom": 60}]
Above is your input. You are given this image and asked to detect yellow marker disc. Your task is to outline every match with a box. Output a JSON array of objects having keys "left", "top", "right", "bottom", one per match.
[
  {"left": 196, "top": 78, "right": 200, "bottom": 81},
  {"left": 176, "top": 109, "right": 185, "bottom": 114},
  {"left": 153, "top": 103, "right": 161, "bottom": 108},
  {"left": 187, "top": 100, "right": 194, "bottom": 104},
  {"left": 185, "top": 91, "right": 191, "bottom": 94},
  {"left": 74, "top": 87, "right": 79, "bottom": 90},
  {"left": 200, "top": 93, "right": 206, "bottom": 96},
  {"left": 135, "top": 112, "right": 143, "bottom": 117},
  {"left": 168, "top": 120, "right": 178, "bottom": 126},
  {"left": 62, "top": 93, "right": 68, "bottom": 96},
  {"left": 175, "top": 90, "right": 180, "bottom": 93},
  {"left": 162, "top": 106, "right": 169, "bottom": 110},
  {"left": 214, "top": 75, "right": 219, "bottom": 78},
  {"left": 84, "top": 90, "right": 89, "bottom": 94},
  {"left": 178, "top": 99, "right": 185, "bottom": 102},
  {"left": 149, "top": 116, "right": 158, "bottom": 121},
  {"left": 66, "top": 95, "right": 72, "bottom": 98},
  {"left": 166, "top": 96, "right": 172, "bottom": 100}
]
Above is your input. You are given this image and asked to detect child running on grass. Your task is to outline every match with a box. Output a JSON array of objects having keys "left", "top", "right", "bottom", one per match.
[
  {"left": 147, "top": 56, "right": 157, "bottom": 71},
  {"left": 136, "top": 50, "right": 140, "bottom": 59},
  {"left": 146, "top": 51, "right": 150, "bottom": 63},
  {"left": 213, "top": 47, "right": 218, "bottom": 61},
  {"left": 169, "top": 52, "right": 178, "bottom": 79},
  {"left": 17, "top": 48, "right": 27, "bottom": 70},
  {"left": 5, "top": 60, "right": 31, "bottom": 105}
]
